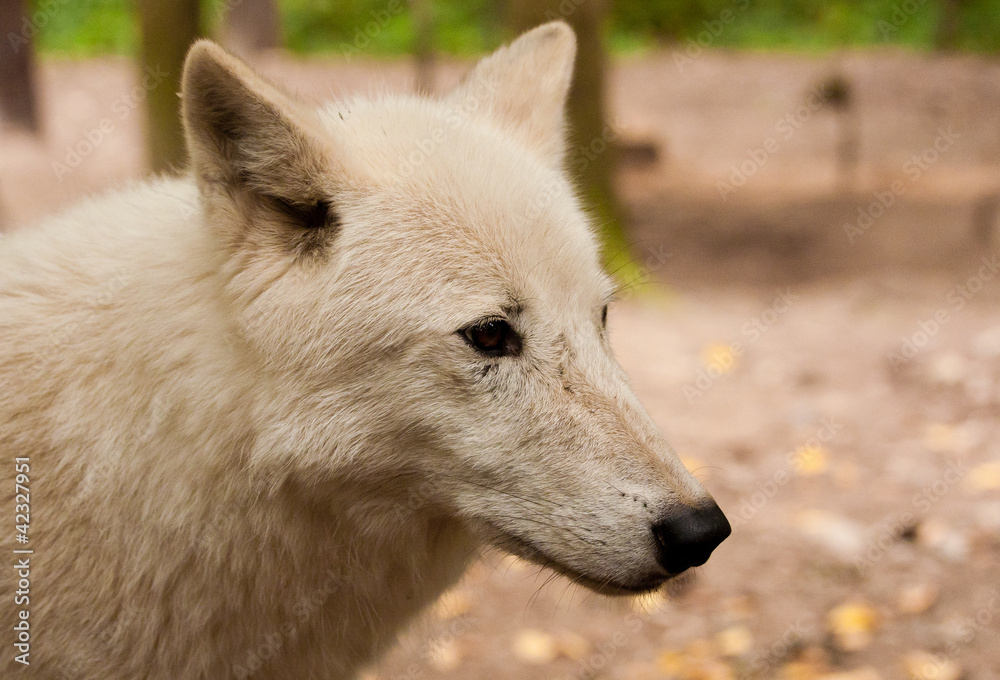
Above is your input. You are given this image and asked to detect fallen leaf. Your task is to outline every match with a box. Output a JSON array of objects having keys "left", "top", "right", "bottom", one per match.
[
  {"left": 926, "top": 353, "right": 969, "bottom": 386},
  {"left": 922, "top": 423, "right": 975, "bottom": 455},
  {"left": 656, "top": 649, "right": 686, "bottom": 676},
  {"left": 783, "top": 660, "right": 824, "bottom": 680},
  {"left": 716, "top": 625, "right": 753, "bottom": 657},
  {"left": 897, "top": 583, "right": 940, "bottom": 615},
  {"left": 966, "top": 461, "right": 1000, "bottom": 492},
  {"left": 819, "top": 667, "right": 884, "bottom": 680},
  {"left": 902, "top": 650, "right": 962, "bottom": 680},
  {"left": 827, "top": 602, "right": 880, "bottom": 651},
  {"left": 793, "top": 445, "right": 830, "bottom": 477},
  {"left": 917, "top": 520, "right": 968, "bottom": 562},
  {"left": 512, "top": 629, "right": 556, "bottom": 664},
  {"left": 702, "top": 344, "right": 737, "bottom": 374},
  {"left": 795, "top": 510, "right": 865, "bottom": 560}
]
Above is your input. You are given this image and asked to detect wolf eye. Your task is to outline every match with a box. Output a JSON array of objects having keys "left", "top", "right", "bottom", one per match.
[{"left": 461, "top": 319, "right": 521, "bottom": 357}]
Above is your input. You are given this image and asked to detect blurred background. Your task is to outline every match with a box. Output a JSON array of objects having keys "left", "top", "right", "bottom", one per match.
[{"left": 2, "top": 1, "right": 1000, "bottom": 679}]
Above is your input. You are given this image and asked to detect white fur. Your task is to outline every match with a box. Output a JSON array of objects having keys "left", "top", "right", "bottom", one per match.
[{"left": 1, "top": 23, "right": 719, "bottom": 679}]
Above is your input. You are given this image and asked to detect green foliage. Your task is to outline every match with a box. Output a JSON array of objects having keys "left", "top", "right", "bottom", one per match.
[
  {"left": 610, "top": 0, "right": 943, "bottom": 50},
  {"left": 21, "top": 0, "right": 1000, "bottom": 57},
  {"left": 955, "top": 0, "right": 1000, "bottom": 51},
  {"left": 28, "top": 0, "right": 138, "bottom": 56}
]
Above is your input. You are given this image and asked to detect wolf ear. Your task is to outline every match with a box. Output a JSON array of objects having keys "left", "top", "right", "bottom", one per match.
[
  {"left": 181, "top": 40, "right": 340, "bottom": 246},
  {"left": 447, "top": 21, "right": 576, "bottom": 169}
]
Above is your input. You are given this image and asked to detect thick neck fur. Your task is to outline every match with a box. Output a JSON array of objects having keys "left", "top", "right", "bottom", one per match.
[{"left": 0, "top": 177, "right": 476, "bottom": 680}]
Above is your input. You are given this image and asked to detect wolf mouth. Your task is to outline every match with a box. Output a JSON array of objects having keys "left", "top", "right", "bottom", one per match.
[{"left": 487, "top": 525, "right": 669, "bottom": 596}]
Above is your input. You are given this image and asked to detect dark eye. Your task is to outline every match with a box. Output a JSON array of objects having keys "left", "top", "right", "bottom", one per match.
[{"left": 461, "top": 319, "right": 521, "bottom": 357}]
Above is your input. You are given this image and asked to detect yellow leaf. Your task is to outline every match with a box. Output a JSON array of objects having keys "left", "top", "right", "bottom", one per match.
[
  {"left": 701, "top": 344, "right": 737, "bottom": 374},
  {"left": 902, "top": 651, "right": 962, "bottom": 680},
  {"left": 819, "top": 666, "right": 884, "bottom": 680},
  {"left": 922, "top": 423, "right": 974, "bottom": 454},
  {"left": 512, "top": 629, "right": 556, "bottom": 664},
  {"left": 827, "top": 602, "right": 880, "bottom": 651},
  {"left": 966, "top": 461, "right": 1000, "bottom": 492},
  {"left": 793, "top": 445, "right": 830, "bottom": 476},
  {"left": 656, "top": 649, "right": 685, "bottom": 676},
  {"left": 716, "top": 625, "right": 753, "bottom": 657},
  {"left": 783, "top": 661, "right": 823, "bottom": 680}
]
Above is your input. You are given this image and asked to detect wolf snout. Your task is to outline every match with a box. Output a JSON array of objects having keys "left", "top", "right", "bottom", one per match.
[{"left": 651, "top": 502, "right": 731, "bottom": 575}]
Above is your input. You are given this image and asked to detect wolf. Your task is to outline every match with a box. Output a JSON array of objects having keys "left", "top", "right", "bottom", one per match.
[{"left": 0, "top": 22, "right": 730, "bottom": 680}]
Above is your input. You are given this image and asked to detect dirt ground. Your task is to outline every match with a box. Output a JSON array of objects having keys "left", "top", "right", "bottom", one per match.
[{"left": 2, "top": 49, "right": 999, "bottom": 680}]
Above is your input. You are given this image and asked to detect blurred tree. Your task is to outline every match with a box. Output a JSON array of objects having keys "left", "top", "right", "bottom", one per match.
[
  {"left": 0, "top": 0, "right": 41, "bottom": 133},
  {"left": 506, "top": 0, "right": 632, "bottom": 273},
  {"left": 816, "top": 73, "right": 858, "bottom": 192},
  {"left": 412, "top": 0, "right": 435, "bottom": 93},
  {"left": 223, "top": 0, "right": 281, "bottom": 56},
  {"left": 935, "top": 0, "right": 966, "bottom": 50},
  {"left": 137, "top": 0, "right": 201, "bottom": 172}
]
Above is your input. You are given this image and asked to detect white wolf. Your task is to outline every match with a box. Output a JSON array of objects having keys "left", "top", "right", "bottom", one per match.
[{"left": 0, "top": 22, "right": 729, "bottom": 680}]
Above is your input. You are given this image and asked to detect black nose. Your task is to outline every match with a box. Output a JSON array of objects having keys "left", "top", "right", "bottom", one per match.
[{"left": 652, "top": 502, "right": 731, "bottom": 574}]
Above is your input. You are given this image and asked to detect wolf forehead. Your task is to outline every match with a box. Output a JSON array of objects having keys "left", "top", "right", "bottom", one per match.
[{"left": 313, "top": 97, "right": 608, "bottom": 303}]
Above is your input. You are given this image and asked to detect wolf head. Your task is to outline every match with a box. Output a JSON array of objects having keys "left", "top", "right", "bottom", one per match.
[{"left": 181, "top": 22, "right": 729, "bottom": 596}]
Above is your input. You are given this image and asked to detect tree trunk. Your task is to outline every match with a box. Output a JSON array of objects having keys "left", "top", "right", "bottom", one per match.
[
  {"left": 223, "top": 0, "right": 281, "bottom": 56},
  {"left": 137, "top": 0, "right": 201, "bottom": 173},
  {"left": 411, "top": 0, "right": 435, "bottom": 94},
  {"left": 506, "top": 0, "right": 630, "bottom": 273},
  {"left": 0, "top": 0, "right": 41, "bottom": 133},
  {"left": 935, "top": 0, "right": 964, "bottom": 51}
]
